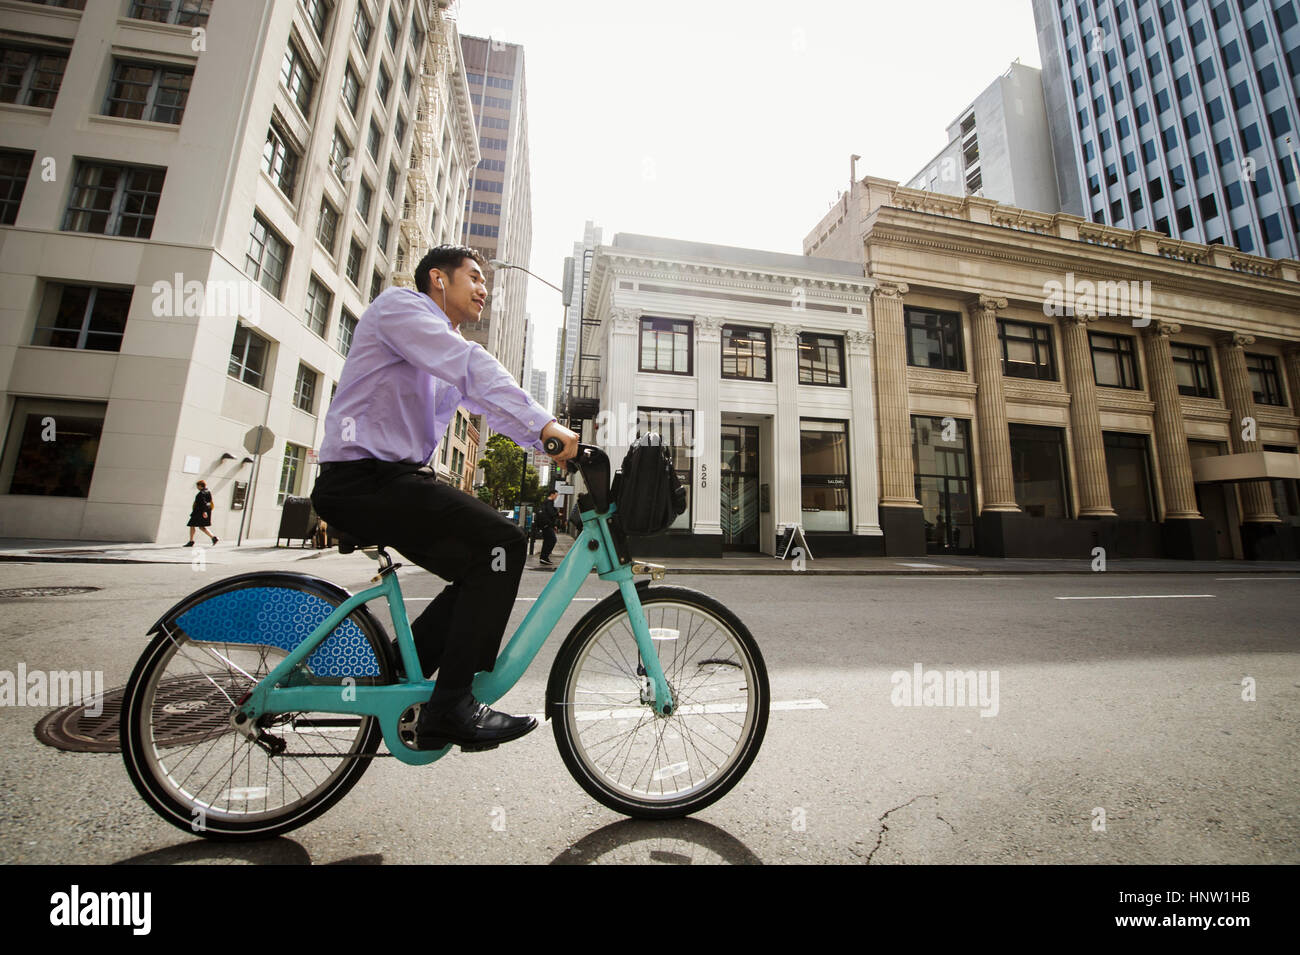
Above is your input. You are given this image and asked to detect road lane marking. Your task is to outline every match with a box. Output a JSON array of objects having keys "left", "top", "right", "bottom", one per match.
[
  {"left": 1054, "top": 594, "right": 1215, "bottom": 600},
  {"left": 1214, "top": 577, "right": 1300, "bottom": 581},
  {"left": 533, "top": 698, "right": 826, "bottom": 721}
]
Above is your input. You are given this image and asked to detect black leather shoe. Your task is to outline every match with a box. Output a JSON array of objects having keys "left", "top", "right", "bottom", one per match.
[{"left": 414, "top": 693, "right": 537, "bottom": 752}]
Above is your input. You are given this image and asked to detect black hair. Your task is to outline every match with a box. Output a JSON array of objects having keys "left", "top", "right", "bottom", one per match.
[{"left": 414, "top": 245, "right": 486, "bottom": 294}]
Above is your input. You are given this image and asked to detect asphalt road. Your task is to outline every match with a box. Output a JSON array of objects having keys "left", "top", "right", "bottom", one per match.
[{"left": 1, "top": 555, "right": 1296, "bottom": 864}]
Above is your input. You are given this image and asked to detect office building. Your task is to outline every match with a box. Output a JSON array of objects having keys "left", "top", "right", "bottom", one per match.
[
  {"left": 1031, "top": 0, "right": 1300, "bottom": 257},
  {"left": 0, "top": 0, "right": 476, "bottom": 542},
  {"left": 555, "top": 220, "right": 601, "bottom": 421},
  {"left": 805, "top": 175, "right": 1300, "bottom": 560},
  {"left": 905, "top": 60, "right": 1062, "bottom": 213}
]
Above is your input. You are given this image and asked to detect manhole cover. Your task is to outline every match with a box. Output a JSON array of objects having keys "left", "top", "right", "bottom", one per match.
[
  {"left": 34, "top": 675, "right": 238, "bottom": 753},
  {"left": 0, "top": 586, "right": 100, "bottom": 599}
]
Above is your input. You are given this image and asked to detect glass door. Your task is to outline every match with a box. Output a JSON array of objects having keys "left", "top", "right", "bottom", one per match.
[
  {"left": 911, "top": 416, "right": 976, "bottom": 554},
  {"left": 720, "top": 424, "right": 759, "bottom": 550}
]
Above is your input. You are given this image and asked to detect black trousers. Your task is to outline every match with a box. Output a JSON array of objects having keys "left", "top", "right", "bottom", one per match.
[
  {"left": 539, "top": 526, "right": 557, "bottom": 560},
  {"left": 310, "top": 459, "right": 526, "bottom": 704}
]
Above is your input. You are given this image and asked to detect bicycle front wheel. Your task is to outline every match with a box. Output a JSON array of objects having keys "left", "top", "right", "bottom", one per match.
[
  {"left": 120, "top": 574, "right": 395, "bottom": 841},
  {"left": 549, "top": 585, "right": 769, "bottom": 819}
]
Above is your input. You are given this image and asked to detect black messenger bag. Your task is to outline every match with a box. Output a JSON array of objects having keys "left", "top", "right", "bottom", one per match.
[{"left": 610, "top": 433, "right": 687, "bottom": 534}]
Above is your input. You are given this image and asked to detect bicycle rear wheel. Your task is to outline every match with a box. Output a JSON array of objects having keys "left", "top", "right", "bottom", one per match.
[
  {"left": 121, "top": 574, "right": 396, "bottom": 841},
  {"left": 549, "top": 585, "right": 769, "bottom": 819}
]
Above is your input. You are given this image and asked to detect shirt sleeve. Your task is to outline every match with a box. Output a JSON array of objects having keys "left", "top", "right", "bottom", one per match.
[{"left": 373, "top": 289, "right": 554, "bottom": 452}]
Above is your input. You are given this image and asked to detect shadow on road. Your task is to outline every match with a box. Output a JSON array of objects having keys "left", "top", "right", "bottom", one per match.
[{"left": 550, "top": 818, "right": 763, "bottom": 865}]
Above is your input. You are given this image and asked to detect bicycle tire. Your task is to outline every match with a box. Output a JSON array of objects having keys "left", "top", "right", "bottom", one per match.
[
  {"left": 121, "top": 572, "right": 396, "bottom": 841},
  {"left": 548, "top": 585, "right": 769, "bottom": 819}
]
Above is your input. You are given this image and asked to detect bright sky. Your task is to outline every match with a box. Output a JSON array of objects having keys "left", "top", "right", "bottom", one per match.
[{"left": 454, "top": 0, "right": 1044, "bottom": 392}]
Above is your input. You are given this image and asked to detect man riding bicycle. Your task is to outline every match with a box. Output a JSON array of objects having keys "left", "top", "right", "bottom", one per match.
[{"left": 312, "top": 245, "right": 578, "bottom": 751}]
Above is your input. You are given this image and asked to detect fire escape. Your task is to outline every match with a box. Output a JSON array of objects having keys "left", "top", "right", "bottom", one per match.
[{"left": 392, "top": 1, "right": 448, "bottom": 287}]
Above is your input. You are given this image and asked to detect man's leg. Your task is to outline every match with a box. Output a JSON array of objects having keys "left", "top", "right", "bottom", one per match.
[{"left": 540, "top": 527, "right": 556, "bottom": 561}]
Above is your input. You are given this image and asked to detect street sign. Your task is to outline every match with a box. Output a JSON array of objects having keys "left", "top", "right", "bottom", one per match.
[
  {"left": 243, "top": 426, "right": 275, "bottom": 456},
  {"left": 555, "top": 484, "right": 575, "bottom": 493}
]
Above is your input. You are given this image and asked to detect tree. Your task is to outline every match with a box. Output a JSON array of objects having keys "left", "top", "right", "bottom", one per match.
[{"left": 477, "top": 434, "right": 546, "bottom": 510}]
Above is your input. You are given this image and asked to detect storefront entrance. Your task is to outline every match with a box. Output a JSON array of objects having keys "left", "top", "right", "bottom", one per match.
[
  {"left": 912, "top": 415, "right": 976, "bottom": 554},
  {"left": 720, "top": 424, "right": 760, "bottom": 551}
]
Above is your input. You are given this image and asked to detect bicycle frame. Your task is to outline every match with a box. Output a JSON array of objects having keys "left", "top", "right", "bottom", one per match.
[{"left": 235, "top": 504, "right": 674, "bottom": 766}]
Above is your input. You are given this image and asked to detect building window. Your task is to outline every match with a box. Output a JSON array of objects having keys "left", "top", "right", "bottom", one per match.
[
  {"left": 32, "top": 283, "right": 131, "bottom": 351},
  {"left": 328, "top": 126, "right": 350, "bottom": 181},
  {"left": 912, "top": 415, "right": 975, "bottom": 552},
  {"left": 301, "top": 0, "right": 331, "bottom": 41},
  {"left": 262, "top": 121, "right": 300, "bottom": 196},
  {"left": 345, "top": 238, "right": 363, "bottom": 285},
  {"left": 293, "top": 363, "right": 318, "bottom": 414},
  {"left": 376, "top": 64, "right": 391, "bottom": 106},
  {"left": 377, "top": 214, "right": 390, "bottom": 256},
  {"left": 1009, "top": 423, "right": 1070, "bottom": 517},
  {"left": 0, "top": 44, "right": 70, "bottom": 109},
  {"left": 341, "top": 61, "right": 360, "bottom": 115},
  {"left": 357, "top": 178, "right": 374, "bottom": 222},
  {"left": 353, "top": 3, "right": 373, "bottom": 52},
  {"left": 2, "top": 398, "right": 105, "bottom": 498},
  {"left": 0, "top": 149, "right": 33, "bottom": 224},
  {"left": 998, "top": 319, "right": 1056, "bottom": 380},
  {"left": 798, "top": 333, "right": 845, "bottom": 386},
  {"left": 800, "top": 420, "right": 850, "bottom": 532},
  {"left": 244, "top": 212, "right": 289, "bottom": 298},
  {"left": 1103, "top": 431, "right": 1155, "bottom": 520},
  {"left": 1170, "top": 342, "right": 1215, "bottom": 397},
  {"left": 228, "top": 323, "right": 270, "bottom": 389},
  {"left": 62, "top": 161, "right": 165, "bottom": 238},
  {"left": 631, "top": 408, "right": 694, "bottom": 530},
  {"left": 721, "top": 325, "right": 770, "bottom": 381},
  {"left": 316, "top": 196, "right": 338, "bottom": 253},
  {"left": 1263, "top": 445, "right": 1300, "bottom": 525},
  {"left": 338, "top": 308, "right": 357, "bottom": 356},
  {"left": 402, "top": 62, "right": 413, "bottom": 96},
  {"left": 280, "top": 37, "right": 315, "bottom": 115},
  {"left": 386, "top": 8, "right": 400, "bottom": 50},
  {"left": 387, "top": 161, "right": 399, "bottom": 197},
  {"left": 1089, "top": 332, "right": 1141, "bottom": 389},
  {"left": 370, "top": 269, "right": 383, "bottom": 301},
  {"left": 393, "top": 111, "right": 406, "bottom": 147},
  {"left": 638, "top": 317, "right": 692, "bottom": 375},
  {"left": 905, "top": 307, "right": 965, "bottom": 371},
  {"left": 304, "top": 274, "right": 331, "bottom": 337},
  {"left": 367, "top": 116, "right": 382, "bottom": 158},
  {"left": 1246, "top": 354, "right": 1285, "bottom": 406},
  {"left": 277, "top": 442, "right": 306, "bottom": 505},
  {"left": 103, "top": 60, "right": 192, "bottom": 124},
  {"left": 127, "top": 1, "right": 212, "bottom": 26}
]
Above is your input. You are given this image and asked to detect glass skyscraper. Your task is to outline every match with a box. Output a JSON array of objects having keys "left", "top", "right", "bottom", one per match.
[{"left": 1032, "top": 0, "right": 1300, "bottom": 258}]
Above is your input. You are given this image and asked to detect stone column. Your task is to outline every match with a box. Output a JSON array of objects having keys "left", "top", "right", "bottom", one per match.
[
  {"left": 605, "top": 308, "right": 640, "bottom": 461},
  {"left": 1142, "top": 321, "right": 1201, "bottom": 519},
  {"left": 1284, "top": 347, "right": 1300, "bottom": 416},
  {"left": 846, "top": 328, "right": 882, "bottom": 536},
  {"left": 969, "top": 295, "right": 1020, "bottom": 512},
  {"left": 1217, "top": 333, "right": 1278, "bottom": 523},
  {"left": 694, "top": 315, "right": 723, "bottom": 538},
  {"left": 870, "top": 283, "right": 916, "bottom": 507},
  {"left": 771, "top": 323, "right": 804, "bottom": 536},
  {"left": 1060, "top": 312, "right": 1115, "bottom": 517}
]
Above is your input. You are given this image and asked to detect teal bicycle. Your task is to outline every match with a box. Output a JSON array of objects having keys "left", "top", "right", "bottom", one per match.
[{"left": 121, "top": 444, "right": 769, "bottom": 840}]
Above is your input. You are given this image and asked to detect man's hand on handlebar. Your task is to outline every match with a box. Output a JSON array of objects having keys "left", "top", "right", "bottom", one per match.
[{"left": 541, "top": 420, "right": 579, "bottom": 463}]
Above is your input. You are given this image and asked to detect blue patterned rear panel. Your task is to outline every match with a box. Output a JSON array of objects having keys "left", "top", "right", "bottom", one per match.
[{"left": 175, "top": 586, "right": 381, "bottom": 678}]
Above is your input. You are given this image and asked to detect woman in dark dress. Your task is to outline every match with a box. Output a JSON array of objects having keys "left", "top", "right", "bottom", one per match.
[{"left": 185, "top": 479, "right": 217, "bottom": 546}]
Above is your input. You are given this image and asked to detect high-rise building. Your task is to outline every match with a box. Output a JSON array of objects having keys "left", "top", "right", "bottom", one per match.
[
  {"left": 458, "top": 34, "right": 531, "bottom": 383},
  {"left": 904, "top": 61, "right": 1062, "bottom": 213},
  {"left": 528, "top": 367, "right": 548, "bottom": 411},
  {"left": 1031, "top": 0, "right": 1300, "bottom": 258},
  {"left": 555, "top": 220, "right": 601, "bottom": 418},
  {"left": 0, "top": 0, "right": 476, "bottom": 542}
]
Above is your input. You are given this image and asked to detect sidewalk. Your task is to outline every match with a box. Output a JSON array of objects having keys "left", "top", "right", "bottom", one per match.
[{"left": 5, "top": 534, "right": 1297, "bottom": 575}]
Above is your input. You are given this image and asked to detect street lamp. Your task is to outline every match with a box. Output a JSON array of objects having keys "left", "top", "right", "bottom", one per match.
[{"left": 485, "top": 259, "right": 571, "bottom": 528}]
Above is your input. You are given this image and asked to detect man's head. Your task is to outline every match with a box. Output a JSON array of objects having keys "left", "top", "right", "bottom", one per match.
[
  {"left": 414, "top": 245, "right": 487, "bottom": 328},
  {"left": 547, "top": 490, "right": 557, "bottom": 499}
]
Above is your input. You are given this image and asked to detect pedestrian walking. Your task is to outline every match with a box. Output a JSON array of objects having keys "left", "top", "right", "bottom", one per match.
[
  {"left": 185, "top": 479, "right": 217, "bottom": 546},
  {"left": 536, "top": 490, "right": 559, "bottom": 564}
]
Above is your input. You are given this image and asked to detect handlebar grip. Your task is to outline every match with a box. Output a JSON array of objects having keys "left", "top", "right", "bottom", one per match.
[{"left": 543, "top": 436, "right": 564, "bottom": 456}]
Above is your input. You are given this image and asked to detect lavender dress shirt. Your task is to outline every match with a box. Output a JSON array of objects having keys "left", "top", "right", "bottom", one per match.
[{"left": 318, "top": 286, "right": 553, "bottom": 465}]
